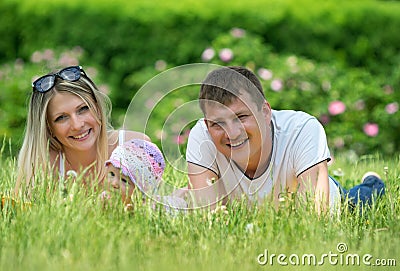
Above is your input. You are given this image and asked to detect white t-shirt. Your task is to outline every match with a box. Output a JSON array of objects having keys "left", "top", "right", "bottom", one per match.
[{"left": 186, "top": 109, "right": 340, "bottom": 209}]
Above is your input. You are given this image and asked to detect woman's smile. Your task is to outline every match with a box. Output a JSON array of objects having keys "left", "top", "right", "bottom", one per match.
[{"left": 70, "top": 128, "right": 92, "bottom": 141}]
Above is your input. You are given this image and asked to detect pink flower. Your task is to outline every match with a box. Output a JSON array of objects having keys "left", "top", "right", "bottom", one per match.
[
  {"left": 328, "top": 100, "right": 346, "bottom": 115},
  {"left": 155, "top": 60, "right": 167, "bottom": 71},
  {"left": 31, "top": 51, "right": 42, "bottom": 63},
  {"left": 383, "top": 85, "right": 394, "bottom": 95},
  {"left": 270, "top": 79, "right": 283, "bottom": 92},
  {"left": 333, "top": 137, "right": 345, "bottom": 149},
  {"left": 42, "top": 49, "right": 54, "bottom": 62},
  {"left": 58, "top": 53, "right": 79, "bottom": 67},
  {"left": 72, "top": 46, "right": 84, "bottom": 57},
  {"left": 175, "top": 135, "right": 187, "bottom": 145},
  {"left": 257, "top": 68, "right": 273, "bottom": 80},
  {"left": 219, "top": 48, "right": 233, "bottom": 62},
  {"left": 354, "top": 99, "right": 365, "bottom": 111},
  {"left": 230, "top": 27, "right": 246, "bottom": 38},
  {"left": 201, "top": 48, "right": 215, "bottom": 62},
  {"left": 287, "top": 56, "right": 298, "bottom": 66},
  {"left": 363, "top": 123, "right": 379, "bottom": 137},
  {"left": 385, "top": 102, "right": 398, "bottom": 114},
  {"left": 98, "top": 84, "right": 110, "bottom": 95},
  {"left": 300, "top": 81, "right": 312, "bottom": 91},
  {"left": 319, "top": 114, "right": 330, "bottom": 125},
  {"left": 145, "top": 98, "right": 156, "bottom": 109}
]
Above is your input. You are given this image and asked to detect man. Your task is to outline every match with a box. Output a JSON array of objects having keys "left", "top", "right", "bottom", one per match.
[
  {"left": 186, "top": 66, "right": 385, "bottom": 213},
  {"left": 186, "top": 66, "right": 338, "bottom": 212}
]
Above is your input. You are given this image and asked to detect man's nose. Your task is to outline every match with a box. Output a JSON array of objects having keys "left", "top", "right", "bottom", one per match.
[{"left": 225, "top": 120, "right": 243, "bottom": 139}]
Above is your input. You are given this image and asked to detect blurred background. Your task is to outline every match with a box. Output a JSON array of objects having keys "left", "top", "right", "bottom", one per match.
[{"left": 0, "top": 0, "right": 399, "bottom": 159}]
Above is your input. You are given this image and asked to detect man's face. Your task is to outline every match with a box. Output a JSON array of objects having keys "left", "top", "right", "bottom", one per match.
[{"left": 204, "top": 92, "right": 272, "bottom": 171}]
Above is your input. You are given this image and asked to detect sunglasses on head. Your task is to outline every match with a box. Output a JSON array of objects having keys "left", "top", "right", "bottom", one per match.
[{"left": 32, "top": 66, "right": 86, "bottom": 93}]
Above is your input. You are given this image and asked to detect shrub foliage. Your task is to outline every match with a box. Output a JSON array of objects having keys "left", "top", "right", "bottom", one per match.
[{"left": 0, "top": 0, "right": 399, "bottom": 157}]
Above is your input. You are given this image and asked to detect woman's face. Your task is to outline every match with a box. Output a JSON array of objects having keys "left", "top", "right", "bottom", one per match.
[{"left": 47, "top": 91, "right": 100, "bottom": 154}]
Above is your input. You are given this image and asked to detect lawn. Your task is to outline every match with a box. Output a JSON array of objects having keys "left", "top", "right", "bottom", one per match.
[{"left": 1, "top": 150, "right": 399, "bottom": 271}]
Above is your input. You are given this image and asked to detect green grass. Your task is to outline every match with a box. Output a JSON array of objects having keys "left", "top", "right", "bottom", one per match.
[{"left": 1, "top": 149, "right": 399, "bottom": 271}]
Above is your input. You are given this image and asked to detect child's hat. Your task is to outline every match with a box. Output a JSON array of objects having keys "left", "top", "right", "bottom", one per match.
[{"left": 105, "top": 139, "right": 165, "bottom": 194}]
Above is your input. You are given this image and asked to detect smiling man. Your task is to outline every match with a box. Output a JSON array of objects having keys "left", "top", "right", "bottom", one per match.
[
  {"left": 186, "top": 66, "right": 337, "bottom": 212},
  {"left": 186, "top": 66, "right": 385, "bottom": 214}
]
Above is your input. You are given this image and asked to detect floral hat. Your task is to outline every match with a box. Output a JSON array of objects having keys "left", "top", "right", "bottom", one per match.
[{"left": 105, "top": 139, "right": 165, "bottom": 194}]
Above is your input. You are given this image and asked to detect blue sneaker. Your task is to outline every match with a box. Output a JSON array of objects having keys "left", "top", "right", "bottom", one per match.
[{"left": 347, "top": 172, "right": 385, "bottom": 208}]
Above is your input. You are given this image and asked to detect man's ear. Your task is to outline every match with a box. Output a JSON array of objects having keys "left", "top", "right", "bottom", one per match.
[
  {"left": 204, "top": 116, "right": 216, "bottom": 129},
  {"left": 262, "top": 101, "right": 272, "bottom": 120}
]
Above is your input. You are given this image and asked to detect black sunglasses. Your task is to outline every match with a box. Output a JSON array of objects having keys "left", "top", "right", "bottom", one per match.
[{"left": 32, "top": 66, "right": 85, "bottom": 93}]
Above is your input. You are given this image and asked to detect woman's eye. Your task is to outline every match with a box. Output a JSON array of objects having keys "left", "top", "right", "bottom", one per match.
[
  {"left": 55, "top": 115, "right": 67, "bottom": 122},
  {"left": 78, "top": 106, "right": 89, "bottom": 114},
  {"left": 108, "top": 171, "right": 115, "bottom": 177},
  {"left": 121, "top": 178, "right": 128, "bottom": 184}
]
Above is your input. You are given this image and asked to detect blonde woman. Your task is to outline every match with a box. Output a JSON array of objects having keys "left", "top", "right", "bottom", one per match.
[{"left": 15, "top": 66, "right": 149, "bottom": 195}]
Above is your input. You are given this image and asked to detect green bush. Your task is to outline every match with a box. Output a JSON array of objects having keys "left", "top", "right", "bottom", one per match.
[
  {"left": 1, "top": 0, "right": 400, "bottom": 157},
  {"left": 126, "top": 29, "right": 399, "bottom": 158},
  {"left": 1, "top": 0, "right": 400, "bottom": 103}
]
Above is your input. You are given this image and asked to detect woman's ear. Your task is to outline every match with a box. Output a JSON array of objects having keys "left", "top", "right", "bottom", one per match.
[
  {"left": 46, "top": 118, "right": 55, "bottom": 137},
  {"left": 47, "top": 128, "right": 54, "bottom": 138}
]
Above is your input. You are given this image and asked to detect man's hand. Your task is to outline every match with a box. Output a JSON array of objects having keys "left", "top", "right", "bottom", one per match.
[{"left": 187, "top": 163, "right": 226, "bottom": 209}]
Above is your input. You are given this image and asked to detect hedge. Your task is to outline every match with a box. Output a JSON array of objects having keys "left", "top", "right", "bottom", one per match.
[
  {"left": 1, "top": 0, "right": 400, "bottom": 99},
  {"left": 0, "top": 0, "right": 400, "bottom": 157}
]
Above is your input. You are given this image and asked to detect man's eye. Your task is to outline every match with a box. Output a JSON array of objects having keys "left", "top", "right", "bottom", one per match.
[{"left": 211, "top": 121, "right": 223, "bottom": 127}]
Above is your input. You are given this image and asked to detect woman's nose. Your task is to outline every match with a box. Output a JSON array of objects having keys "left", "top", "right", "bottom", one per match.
[{"left": 70, "top": 115, "right": 84, "bottom": 130}]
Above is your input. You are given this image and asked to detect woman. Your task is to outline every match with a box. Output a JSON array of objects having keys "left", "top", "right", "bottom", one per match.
[{"left": 15, "top": 65, "right": 149, "bottom": 194}]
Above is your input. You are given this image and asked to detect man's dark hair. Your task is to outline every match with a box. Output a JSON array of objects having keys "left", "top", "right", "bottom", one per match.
[{"left": 199, "top": 66, "right": 265, "bottom": 113}]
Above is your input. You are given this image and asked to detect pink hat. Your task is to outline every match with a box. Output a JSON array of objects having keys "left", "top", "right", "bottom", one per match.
[{"left": 105, "top": 139, "right": 165, "bottom": 194}]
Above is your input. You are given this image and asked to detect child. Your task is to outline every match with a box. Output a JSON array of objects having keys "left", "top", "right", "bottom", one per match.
[{"left": 105, "top": 139, "right": 187, "bottom": 211}]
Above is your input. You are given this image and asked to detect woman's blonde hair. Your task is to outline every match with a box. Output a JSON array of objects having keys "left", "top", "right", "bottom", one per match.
[{"left": 15, "top": 69, "right": 113, "bottom": 194}]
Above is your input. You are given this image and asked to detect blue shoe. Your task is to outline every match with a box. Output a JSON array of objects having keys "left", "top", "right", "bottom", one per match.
[{"left": 347, "top": 172, "right": 385, "bottom": 208}]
